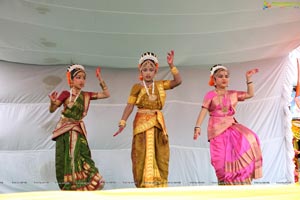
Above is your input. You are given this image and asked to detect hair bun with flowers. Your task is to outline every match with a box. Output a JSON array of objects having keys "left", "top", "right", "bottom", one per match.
[
  {"left": 66, "top": 64, "right": 85, "bottom": 86},
  {"left": 208, "top": 64, "right": 228, "bottom": 86}
]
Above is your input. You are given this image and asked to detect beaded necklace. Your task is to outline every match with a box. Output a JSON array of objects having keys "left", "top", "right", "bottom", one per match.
[
  {"left": 142, "top": 80, "right": 157, "bottom": 101},
  {"left": 67, "top": 88, "right": 81, "bottom": 108}
]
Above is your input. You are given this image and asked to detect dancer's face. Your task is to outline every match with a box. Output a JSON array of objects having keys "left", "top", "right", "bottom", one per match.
[
  {"left": 72, "top": 71, "right": 86, "bottom": 89},
  {"left": 214, "top": 69, "right": 229, "bottom": 89},
  {"left": 140, "top": 60, "right": 157, "bottom": 82}
]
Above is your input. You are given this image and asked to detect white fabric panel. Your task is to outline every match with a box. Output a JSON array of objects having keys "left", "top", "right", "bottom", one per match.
[
  {"left": 0, "top": 55, "right": 295, "bottom": 192},
  {"left": 0, "top": 0, "right": 299, "bottom": 193},
  {"left": 0, "top": 0, "right": 300, "bottom": 67}
]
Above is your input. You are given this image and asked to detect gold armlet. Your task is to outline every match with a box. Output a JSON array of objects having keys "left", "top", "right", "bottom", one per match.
[
  {"left": 171, "top": 66, "right": 179, "bottom": 75},
  {"left": 119, "top": 120, "right": 126, "bottom": 127},
  {"left": 99, "top": 81, "right": 108, "bottom": 90}
]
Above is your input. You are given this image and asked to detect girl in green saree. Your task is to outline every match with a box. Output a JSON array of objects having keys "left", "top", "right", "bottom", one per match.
[
  {"left": 114, "top": 50, "right": 182, "bottom": 188},
  {"left": 48, "top": 65, "right": 110, "bottom": 190}
]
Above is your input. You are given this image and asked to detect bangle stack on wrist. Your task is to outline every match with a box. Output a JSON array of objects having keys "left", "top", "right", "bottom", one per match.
[
  {"left": 119, "top": 120, "right": 126, "bottom": 127},
  {"left": 170, "top": 66, "right": 179, "bottom": 75}
]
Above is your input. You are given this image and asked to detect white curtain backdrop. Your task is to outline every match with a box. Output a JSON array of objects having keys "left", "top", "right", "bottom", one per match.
[{"left": 0, "top": 53, "right": 297, "bottom": 193}]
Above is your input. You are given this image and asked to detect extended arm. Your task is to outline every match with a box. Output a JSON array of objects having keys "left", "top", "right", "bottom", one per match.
[
  {"left": 113, "top": 103, "right": 134, "bottom": 137},
  {"left": 167, "top": 50, "right": 182, "bottom": 89},
  {"left": 244, "top": 68, "right": 259, "bottom": 99},
  {"left": 193, "top": 107, "right": 208, "bottom": 140},
  {"left": 95, "top": 67, "right": 110, "bottom": 99}
]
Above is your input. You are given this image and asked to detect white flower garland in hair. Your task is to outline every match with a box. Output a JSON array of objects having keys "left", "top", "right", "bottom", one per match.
[
  {"left": 210, "top": 65, "right": 227, "bottom": 75},
  {"left": 68, "top": 64, "right": 85, "bottom": 72}
]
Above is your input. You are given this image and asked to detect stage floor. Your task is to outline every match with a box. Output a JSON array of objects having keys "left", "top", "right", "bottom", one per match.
[{"left": 0, "top": 184, "right": 299, "bottom": 200}]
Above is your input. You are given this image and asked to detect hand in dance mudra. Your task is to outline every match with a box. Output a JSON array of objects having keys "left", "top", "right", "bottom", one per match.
[
  {"left": 193, "top": 127, "right": 201, "bottom": 140},
  {"left": 246, "top": 68, "right": 259, "bottom": 78},
  {"left": 167, "top": 50, "right": 174, "bottom": 66},
  {"left": 96, "top": 66, "right": 103, "bottom": 82},
  {"left": 48, "top": 91, "right": 58, "bottom": 102},
  {"left": 113, "top": 126, "right": 125, "bottom": 137}
]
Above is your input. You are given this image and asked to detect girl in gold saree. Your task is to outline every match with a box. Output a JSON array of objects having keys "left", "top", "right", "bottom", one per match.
[
  {"left": 114, "top": 50, "right": 182, "bottom": 188},
  {"left": 48, "top": 65, "right": 109, "bottom": 190}
]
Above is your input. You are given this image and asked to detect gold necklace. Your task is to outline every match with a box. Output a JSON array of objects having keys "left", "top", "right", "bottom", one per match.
[
  {"left": 216, "top": 89, "right": 229, "bottom": 113},
  {"left": 143, "top": 80, "right": 157, "bottom": 101}
]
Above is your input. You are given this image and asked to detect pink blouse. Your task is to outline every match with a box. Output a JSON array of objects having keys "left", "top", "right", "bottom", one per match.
[{"left": 202, "top": 90, "right": 247, "bottom": 140}]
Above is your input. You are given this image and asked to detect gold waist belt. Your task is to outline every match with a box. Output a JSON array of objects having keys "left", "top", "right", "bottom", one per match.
[{"left": 137, "top": 109, "right": 160, "bottom": 114}]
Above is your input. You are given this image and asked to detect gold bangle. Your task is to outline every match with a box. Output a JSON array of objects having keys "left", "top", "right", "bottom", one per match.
[
  {"left": 119, "top": 120, "right": 126, "bottom": 127},
  {"left": 170, "top": 66, "right": 179, "bottom": 75},
  {"left": 99, "top": 81, "right": 108, "bottom": 90},
  {"left": 49, "top": 102, "right": 56, "bottom": 110}
]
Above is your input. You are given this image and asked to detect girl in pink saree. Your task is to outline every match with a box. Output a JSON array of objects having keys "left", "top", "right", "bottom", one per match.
[{"left": 194, "top": 65, "right": 262, "bottom": 185}]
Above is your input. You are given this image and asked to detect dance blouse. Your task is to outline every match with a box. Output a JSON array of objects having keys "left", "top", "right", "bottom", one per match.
[
  {"left": 202, "top": 90, "right": 247, "bottom": 140},
  {"left": 127, "top": 80, "right": 171, "bottom": 136},
  {"left": 52, "top": 90, "right": 98, "bottom": 140}
]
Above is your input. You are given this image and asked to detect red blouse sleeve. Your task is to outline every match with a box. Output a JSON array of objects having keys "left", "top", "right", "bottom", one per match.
[
  {"left": 88, "top": 92, "right": 98, "bottom": 100},
  {"left": 57, "top": 90, "right": 70, "bottom": 102}
]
